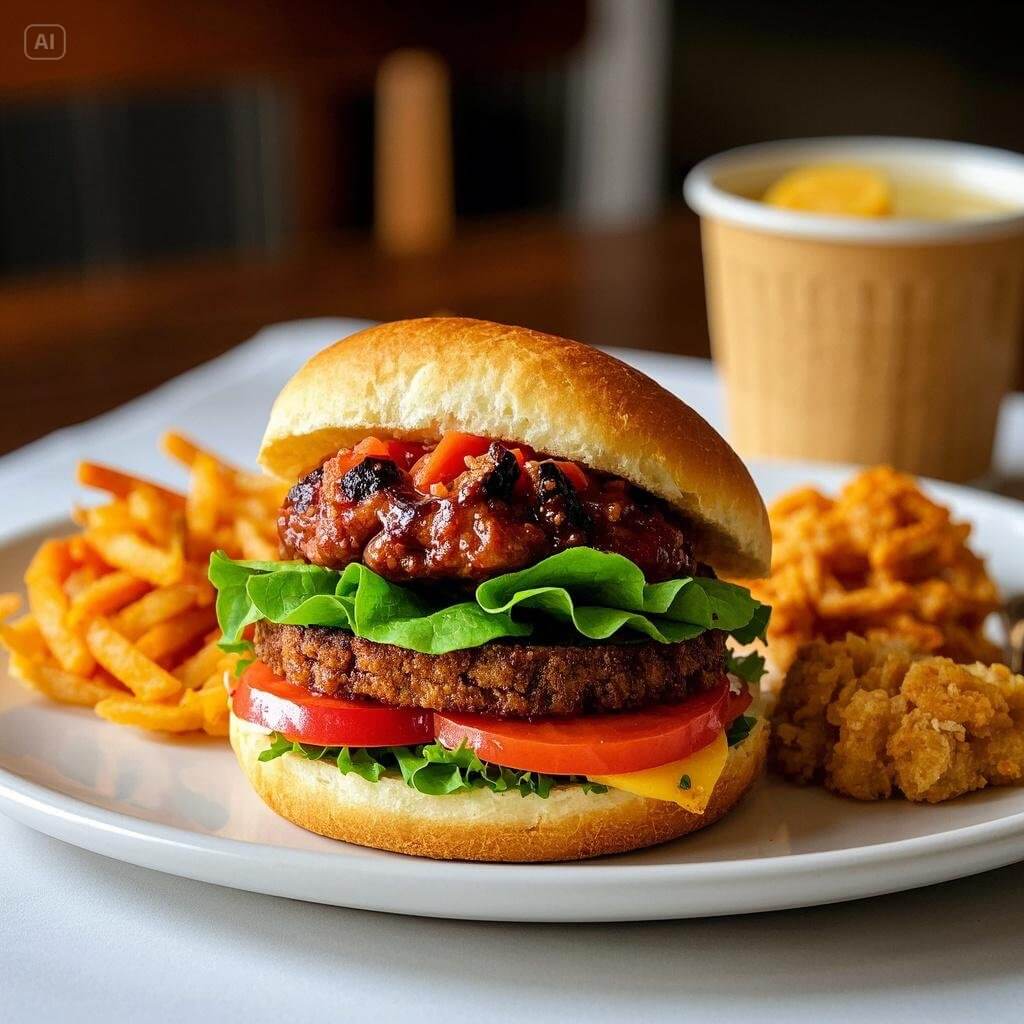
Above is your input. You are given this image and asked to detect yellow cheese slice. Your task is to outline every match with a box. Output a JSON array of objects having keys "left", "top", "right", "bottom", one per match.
[{"left": 589, "top": 731, "right": 729, "bottom": 814}]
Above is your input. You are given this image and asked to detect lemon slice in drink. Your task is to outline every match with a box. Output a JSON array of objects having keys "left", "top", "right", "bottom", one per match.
[{"left": 763, "top": 164, "right": 892, "bottom": 216}]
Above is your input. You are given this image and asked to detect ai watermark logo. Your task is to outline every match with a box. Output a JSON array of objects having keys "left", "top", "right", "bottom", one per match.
[{"left": 25, "top": 24, "right": 66, "bottom": 60}]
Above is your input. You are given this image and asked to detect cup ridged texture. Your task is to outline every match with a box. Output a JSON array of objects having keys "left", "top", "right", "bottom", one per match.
[{"left": 702, "top": 219, "right": 1024, "bottom": 481}]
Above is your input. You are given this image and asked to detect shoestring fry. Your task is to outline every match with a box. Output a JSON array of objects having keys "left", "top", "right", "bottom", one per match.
[{"left": 0, "top": 432, "right": 286, "bottom": 736}]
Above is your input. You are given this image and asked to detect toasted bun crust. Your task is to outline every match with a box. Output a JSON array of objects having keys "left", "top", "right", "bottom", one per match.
[
  {"left": 258, "top": 318, "right": 770, "bottom": 577},
  {"left": 230, "top": 713, "right": 768, "bottom": 862}
]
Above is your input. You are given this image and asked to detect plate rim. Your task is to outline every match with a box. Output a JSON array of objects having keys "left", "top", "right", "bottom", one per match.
[
  {"left": 2, "top": 460, "right": 1024, "bottom": 917},
  {"left": 4, "top": 756, "right": 1024, "bottom": 884}
]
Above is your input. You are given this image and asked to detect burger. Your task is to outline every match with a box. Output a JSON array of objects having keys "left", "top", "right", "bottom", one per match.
[{"left": 211, "top": 317, "right": 772, "bottom": 862}]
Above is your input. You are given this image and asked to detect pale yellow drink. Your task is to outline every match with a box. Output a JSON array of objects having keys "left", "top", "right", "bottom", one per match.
[{"left": 762, "top": 162, "right": 1019, "bottom": 219}]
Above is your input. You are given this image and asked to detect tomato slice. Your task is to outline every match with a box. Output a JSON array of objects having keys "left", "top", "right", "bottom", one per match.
[
  {"left": 725, "top": 681, "right": 753, "bottom": 724},
  {"left": 434, "top": 679, "right": 738, "bottom": 776},
  {"left": 412, "top": 432, "right": 492, "bottom": 489},
  {"left": 552, "top": 460, "right": 589, "bottom": 493},
  {"left": 234, "top": 662, "right": 754, "bottom": 773},
  {"left": 234, "top": 662, "right": 433, "bottom": 747},
  {"left": 510, "top": 447, "right": 531, "bottom": 498},
  {"left": 334, "top": 437, "right": 425, "bottom": 478},
  {"left": 379, "top": 439, "right": 427, "bottom": 470}
]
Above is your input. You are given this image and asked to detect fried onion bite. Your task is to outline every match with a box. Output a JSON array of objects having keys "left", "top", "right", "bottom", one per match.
[
  {"left": 771, "top": 633, "right": 1024, "bottom": 803},
  {"left": 740, "top": 467, "right": 1001, "bottom": 673}
]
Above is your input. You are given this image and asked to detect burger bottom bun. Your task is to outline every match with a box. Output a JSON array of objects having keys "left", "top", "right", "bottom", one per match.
[{"left": 230, "top": 714, "right": 768, "bottom": 862}]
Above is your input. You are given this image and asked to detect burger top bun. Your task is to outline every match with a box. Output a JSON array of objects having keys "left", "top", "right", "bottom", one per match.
[{"left": 258, "top": 318, "right": 770, "bottom": 577}]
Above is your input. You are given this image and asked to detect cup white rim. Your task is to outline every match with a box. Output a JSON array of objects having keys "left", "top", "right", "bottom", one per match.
[{"left": 683, "top": 136, "right": 1024, "bottom": 244}]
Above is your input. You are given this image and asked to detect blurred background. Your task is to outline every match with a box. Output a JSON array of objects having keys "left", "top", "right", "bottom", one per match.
[{"left": 1, "top": 0, "right": 1023, "bottom": 455}]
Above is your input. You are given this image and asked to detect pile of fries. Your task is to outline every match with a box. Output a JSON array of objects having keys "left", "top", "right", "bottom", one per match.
[
  {"left": 741, "top": 466, "right": 1003, "bottom": 672},
  {"left": 0, "top": 433, "right": 286, "bottom": 735}
]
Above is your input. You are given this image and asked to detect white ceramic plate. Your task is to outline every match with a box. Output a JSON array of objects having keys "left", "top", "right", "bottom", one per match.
[{"left": 1, "top": 461, "right": 1023, "bottom": 923}]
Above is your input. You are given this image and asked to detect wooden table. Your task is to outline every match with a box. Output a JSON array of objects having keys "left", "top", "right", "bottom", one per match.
[{"left": 0, "top": 209, "right": 709, "bottom": 456}]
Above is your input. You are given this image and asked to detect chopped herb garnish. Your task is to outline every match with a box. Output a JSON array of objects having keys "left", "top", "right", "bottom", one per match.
[
  {"left": 679, "top": 774, "right": 692, "bottom": 790},
  {"left": 726, "top": 714, "right": 758, "bottom": 748}
]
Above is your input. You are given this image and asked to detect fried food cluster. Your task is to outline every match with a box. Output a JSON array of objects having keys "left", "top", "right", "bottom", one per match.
[
  {"left": 0, "top": 433, "right": 286, "bottom": 735},
  {"left": 742, "top": 466, "right": 1001, "bottom": 672},
  {"left": 771, "top": 633, "right": 1024, "bottom": 802}
]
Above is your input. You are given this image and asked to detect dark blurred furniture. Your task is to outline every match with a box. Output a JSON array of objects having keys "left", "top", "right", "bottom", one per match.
[
  {"left": 3, "top": 1, "right": 1022, "bottom": 459},
  {"left": 0, "top": 0, "right": 591, "bottom": 453},
  {"left": 1, "top": 0, "right": 584, "bottom": 250},
  {"left": 0, "top": 209, "right": 708, "bottom": 453}
]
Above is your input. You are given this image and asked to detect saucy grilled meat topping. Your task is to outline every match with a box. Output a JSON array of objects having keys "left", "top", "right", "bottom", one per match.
[{"left": 278, "top": 440, "right": 699, "bottom": 584}]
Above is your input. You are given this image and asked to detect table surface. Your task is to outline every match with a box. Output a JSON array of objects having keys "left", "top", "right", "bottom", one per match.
[
  {"left": 2, "top": 319, "right": 1024, "bottom": 1023},
  {"left": 4, "top": 207, "right": 1021, "bottom": 457}
]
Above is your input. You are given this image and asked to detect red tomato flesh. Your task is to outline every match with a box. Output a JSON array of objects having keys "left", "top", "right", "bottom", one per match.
[
  {"left": 411, "top": 432, "right": 492, "bottom": 489},
  {"left": 552, "top": 460, "right": 589, "bottom": 493},
  {"left": 334, "top": 437, "right": 425, "bottom": 479},
  {"left": 234, "top": 662, "right": 433, "bottom": 747},
  {"left": 235, "top": 663, "right": 752, "bottom": 776},
  {"left": 434, "top": 678, "right": 738, "bottom": 776}
]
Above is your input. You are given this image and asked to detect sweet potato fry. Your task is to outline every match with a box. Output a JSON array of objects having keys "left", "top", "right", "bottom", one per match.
[
  {"left": 25, "top": 540, "right": 95, "bottom": 675},
  {"left": 9, "top": 653, "right": 125, "bottom": 706},
  {"left": 182, "top": 685, "right": 230, "bottom": 736},
  {"left": 113, "top": 584, "right": 198, "bottom": 640},
  {"left": 67, "top": 536, "right": 108, "bottom": 573},
  {"left": 135, "top": 606, "right": 216, "bottom": 663},
  {"left": 201, "top": 667, "right": 231, "bottom": 689},
  {"left": 2, "top": 432, "right": 274, "bottom": 739},
  {"left": 94, "top": 696, "right": 203, "bottom": 732},
  {"left": 84, "top": 529, "right": 184, "bottom": 587},
  {"left": 234, "top": 516, "right": 279, "bottom": 561},
  {"left": 63, "top": 566, "right": 99, "bottom": 599},
  {"left": 67, "top": 571, "right": 150, "bottom": 628},
  {"left": 181, "top": 567, "right": 215, "bottom": 605},
  {"left": 127, "top": 485, "right": 180, "bottom": 546},
  {"left": 233, "top": 472, "right": 288, "bottom": 501},
  {"left": 78, "top": 502, "right": 137, "bottom": 534},
  {"left": 234, "top": 496, "right": 275, "bottom": 522},
  {"left": 161, "top": 431, "right": 202, "bottom": 468},
  {"left": 84, "top": 616, "right": 182, "bottom": 701},
  {"left": 0, "top": 617, "right": 50, "bottom": 661},
  {"left": 77, "top": 461, "right": 184, "bottom": 507},
  {"left": 185, "top": 452, "right": 228, "bottom": 552},
  {"left": 163, "top": 431, "right": 267, "bottom": 488},
  {"left": 173, "top": 637, "right": 225, "bottom": 689}
]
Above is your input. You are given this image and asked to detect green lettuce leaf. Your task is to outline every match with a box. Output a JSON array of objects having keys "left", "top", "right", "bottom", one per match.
[
  {"left": 257, "top": 734, "right": 605, "bottom": 798},
  {"left": 336, "top": 746, "right": 387, "bottom": 783},
  {"left": 256, "top": 722, "right": 767, "bottom": 795},
  {"left": 725, "top": 650, "right": 767, "bottom": 685},
  {"left": 210, "top": 547, "right": 770, "bottom": 656},
  {"left": 475, "top": 549, "right": 765, "bottom": 643},
  {"left": 211, "top": 552, "right": 528, "bottom": 655}
]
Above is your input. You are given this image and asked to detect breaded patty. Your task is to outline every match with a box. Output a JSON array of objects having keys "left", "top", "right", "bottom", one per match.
[{"left": 254, "top": 620, "right": 727, "bottom": 718}]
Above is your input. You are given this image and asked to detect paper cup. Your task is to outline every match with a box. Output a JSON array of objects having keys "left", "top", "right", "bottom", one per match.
[{"left": 684, "top": 138, "right": 1024, "bottom": 482}]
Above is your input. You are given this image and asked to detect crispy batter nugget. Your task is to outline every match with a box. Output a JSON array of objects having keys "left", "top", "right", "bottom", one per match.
[
  {"left": 740, "top": 467, "right": 1001, "bottom": 672},
  {"left": 771, "top": 634, "right": 1024, "bottom": 803}
]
